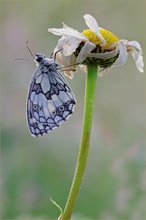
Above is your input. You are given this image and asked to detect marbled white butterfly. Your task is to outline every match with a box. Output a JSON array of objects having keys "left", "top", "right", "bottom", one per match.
[{"left": 26, "top": 43, "right": 76, "bottom": 137}]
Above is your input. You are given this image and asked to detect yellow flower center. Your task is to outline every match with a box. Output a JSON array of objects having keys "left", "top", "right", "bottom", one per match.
[{"left": 82, "top": 28, "right": 119, "bottom": 51}]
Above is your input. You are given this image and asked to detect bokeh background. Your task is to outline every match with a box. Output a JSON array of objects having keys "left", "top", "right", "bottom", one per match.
[{"left": 1, "top": 1, "right": 145, "bottom": 219}]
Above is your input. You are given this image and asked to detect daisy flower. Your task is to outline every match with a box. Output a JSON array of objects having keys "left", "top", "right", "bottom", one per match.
[
  {"left": 47, "top": 14, "right": 144, "bottom": 220},
  {"left": 48, "top": 14, "right": 144, "bottom": 78}
]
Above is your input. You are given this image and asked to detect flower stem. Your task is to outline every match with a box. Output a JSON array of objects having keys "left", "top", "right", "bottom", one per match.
[{"left": 61, "top": 64, "right": 98, "bottom": 220}]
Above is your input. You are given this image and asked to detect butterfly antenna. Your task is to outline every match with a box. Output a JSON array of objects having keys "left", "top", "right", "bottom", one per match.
[
  {"left": 53, "top": 48, "right": 63, "bottom": 60},
  {"left": 26, "top": 41, "right": 35, "bottom": 59}
]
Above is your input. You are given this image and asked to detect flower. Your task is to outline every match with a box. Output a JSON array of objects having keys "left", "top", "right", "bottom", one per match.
[{"left": 48, "top": 14, "right": 144, "bottom": 78}]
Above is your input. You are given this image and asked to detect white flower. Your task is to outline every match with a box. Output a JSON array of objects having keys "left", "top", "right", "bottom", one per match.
[{"left": 48, "top": 14, "right": 144, "bottom": 78}]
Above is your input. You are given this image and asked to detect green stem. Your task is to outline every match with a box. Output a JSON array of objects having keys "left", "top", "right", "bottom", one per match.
[{"left": 61, "top": 64, "right": 98, "bottom": 220}]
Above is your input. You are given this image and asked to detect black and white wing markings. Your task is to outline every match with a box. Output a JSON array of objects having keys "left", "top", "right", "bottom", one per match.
[{"left": 27, "top": 54, "right": 76, "bottom": 137}]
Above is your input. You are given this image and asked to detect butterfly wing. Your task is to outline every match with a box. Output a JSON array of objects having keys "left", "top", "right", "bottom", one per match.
[{"left": 27, "top": 66, "right": 76, "bottom": 137}]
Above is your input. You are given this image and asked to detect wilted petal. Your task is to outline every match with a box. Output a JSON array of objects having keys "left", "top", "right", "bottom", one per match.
[
  {"left": 79, "top": 64, "right": 87, "bottom": 73},
  {"left": 76, "top": 41, "right": 96, "bottom": 63},
  {"left": 63, "top": 37, "right": 82, "bottom": 56},
  {"left": 127, "top": 41, "right": 143, "bottom": 54},
  {"left": 55, "top": 50, "right": 77, "bottom": 79},
  {"left": 127, "top": 41, "right": 144, "bottom": 72},
  {"left": 86, "top": 47, "right": 119, "bottom": 59},
  {"left": 115, "top": 42, "right": 128, "bottom": 67},
  {"left": 48, "top": 23, "right": 88, "bottom": 41},
  {"left": 98, "top": 64, "right": 116, "bottom": 77},
  {"left": 131, "top": 49, "right": 144, "bottom": 72},
  {"left": 54, "top": 35, "right": 82, "bottom": 57},
  {"left": 54, "top": 36, "right": 65, "bottom": 52}
]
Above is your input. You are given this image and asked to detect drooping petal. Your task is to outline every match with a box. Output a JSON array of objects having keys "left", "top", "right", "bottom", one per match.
[
  {"left": 76, "top": 41, "right": 96, "bottom": 63},
  {"left": 130, "top": 48, "right": 144, "bottom": 72},
  {"left": 115, "top": 41, "right": 128, "bottom": 67},
  {"left": 83, "top": 14, "right": 106, "bottom": 46},
  {"left": 63, "top": 37, "right": 82, "bottom": 56},
  {"left": 54, "top": 36, "right": 65, "bottom": 52},
  {"left": 86, "top": 47, "right": 119, "bottom": 59},
  {"left": 53, "top": 35, "right": 83, "bottom": 57},
  {"left": 55, "top": 50, "right": 77, "bottom": 79},
  {"left": 127, "top": 41, "right": 144, "bottom": 72},
  {"left": 127, "top": 41, "right": 143, "bottom": 55},
  {"left": 98, "top": 64, "right": 116, "bottom": 77}
]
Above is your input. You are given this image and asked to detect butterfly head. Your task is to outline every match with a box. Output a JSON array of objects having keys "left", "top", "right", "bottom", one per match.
[
  {"left": 35, "top": 54, "right": 46, "bottom": 62},
  {"left": 35, "top": 53, "right": 56, "bottom": 66}
]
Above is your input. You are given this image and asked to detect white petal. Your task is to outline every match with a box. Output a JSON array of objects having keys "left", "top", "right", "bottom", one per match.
[
  {"left": 48, "top": 27, "right": 69, "bottom": 36},
  {"left": 62, "top": 22, "right": 88, "bottom": 40},
  {"left": 56, "top": 50, "right": 71, "bottom": 66},
  {"left": 62, "top": 22, "right": 78, "bottom": 31},
  {"left": 86, "top": 47, "right": 119, "bottom": 59},
  {"left": 55, "top": 50, "right": 78, "bottom": 79},
  {"left": 83, "top": 14, "right": 106, "bottom": 46},
  {"left": 131, "top": 48, "right": 144, "bottom": 72},
  {"left": 54, "top": 36, "right": 65, "bottom": 51},
  {"left": 115, "top": 42, "right": 128, "bottom": 67},
  {"left": 63, "top": 37, "right": 82, "bottom": 56},
  {"left": 76, "top": 41, "right": 96, "bottom": 63},
  {"left": 48, "top": 23, "right": 88, "bottom": 41},
  {"left": 127, "top": 41, "right": 143, "bottom": 54},
  {"left": 54, "top": 35, "right": 82, "bottom": 57},
  {"left": 98, "top": 64, "right": 116, "bottom": 77},
  {"left": 79, "top": 64, "right": 87, "bottom": 73},
  {"left": 135, "top": 54, "right": 144, "bottom": 73}
]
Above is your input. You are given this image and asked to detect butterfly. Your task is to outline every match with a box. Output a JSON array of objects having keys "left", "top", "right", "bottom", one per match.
[{"left": 26, "top": 46, "right": 76, "bottom": 137}]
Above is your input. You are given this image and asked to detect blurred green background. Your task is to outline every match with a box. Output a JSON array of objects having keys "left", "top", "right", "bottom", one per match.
[{"left": 1, "top": 1, "right": 145, "bottom": 219}]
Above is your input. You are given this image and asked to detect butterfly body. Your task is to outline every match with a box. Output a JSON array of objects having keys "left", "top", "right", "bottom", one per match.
[{"left": 27, "top": 54, "right": 76, "bottom": 137}]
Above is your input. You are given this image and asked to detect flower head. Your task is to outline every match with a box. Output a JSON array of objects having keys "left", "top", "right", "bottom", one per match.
[{"left": 48, "top": 14, "right": 144, "bottom": 78}]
